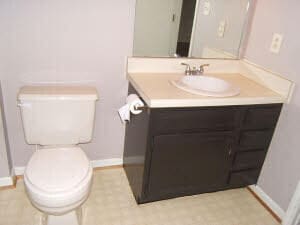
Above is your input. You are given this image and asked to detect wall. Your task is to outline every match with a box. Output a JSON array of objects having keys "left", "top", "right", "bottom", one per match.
[
  {"left": 191, "top": 0, "right": 249, "bottom": 58},
  {"left": 244, "top": 0, "right": 300, "bottom": 210},
  {"left": 0, "top": 84, "right": 12, "bottom": 178},
  {"left": 0, "top": 0, "right": 136, "bottom": 167}
]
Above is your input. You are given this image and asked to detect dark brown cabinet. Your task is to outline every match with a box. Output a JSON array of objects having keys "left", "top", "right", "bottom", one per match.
[
  {"left": 148, "top": 132, "right": 233, "bottom": 199},
  {"left": 123, "top": 84, "right": 282, "bottom": 204}
]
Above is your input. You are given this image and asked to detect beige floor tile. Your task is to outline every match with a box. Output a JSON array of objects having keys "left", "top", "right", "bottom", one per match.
[{"left": 0, "top": 168, "right": 279, "bottom": 225}]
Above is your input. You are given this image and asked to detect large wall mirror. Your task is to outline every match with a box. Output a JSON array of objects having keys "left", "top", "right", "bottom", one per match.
[{"left": 133, "top": 0, "right": 252, "bottom": 59}]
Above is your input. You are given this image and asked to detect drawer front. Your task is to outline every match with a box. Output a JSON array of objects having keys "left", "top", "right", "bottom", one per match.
[
  {"left": 233, "top": 151, "right": 266, "bottom": 170},
  {"left": 239, "top": 130, "right": 274, "bottom": 149},
  {"left": 242, "top": 105, "right": 282, "bottom": 130},
  {"left": 151, "top": 107, "right": 237, "bottom": 134},
  {"left": 229, "top": 169, "right": 260, "bottom": 187}
]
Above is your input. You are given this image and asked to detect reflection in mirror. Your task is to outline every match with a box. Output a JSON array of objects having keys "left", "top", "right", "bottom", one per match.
[{"left": 133, "top": 0, "right": 251, "bottom": 59}]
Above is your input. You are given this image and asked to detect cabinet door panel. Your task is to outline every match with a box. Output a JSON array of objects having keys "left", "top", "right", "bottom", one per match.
[{"left": 148, "top": 132, "right": 233, "bottom": 198}]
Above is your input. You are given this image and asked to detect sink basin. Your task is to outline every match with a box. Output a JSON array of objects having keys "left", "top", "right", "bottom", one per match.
[{"left": 171, "top": 76, "right": 240, "bottom": 97}]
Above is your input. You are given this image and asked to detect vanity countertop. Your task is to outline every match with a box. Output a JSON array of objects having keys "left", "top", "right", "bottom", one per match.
[{"left": 128, "top": 73, "right": 285, "bottom": 108}]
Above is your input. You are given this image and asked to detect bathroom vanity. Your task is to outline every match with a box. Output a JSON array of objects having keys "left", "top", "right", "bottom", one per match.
[
  {"left": 124, "top": 84, "right": 282, "bottom": 203},
  {"left": 122, "top": 68, "right": 290, "bottom": 204}
]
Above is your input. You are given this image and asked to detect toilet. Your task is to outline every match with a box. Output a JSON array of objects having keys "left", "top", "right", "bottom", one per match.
[{"left": 17, "top": 86, "right": 98, "bottom": 225}]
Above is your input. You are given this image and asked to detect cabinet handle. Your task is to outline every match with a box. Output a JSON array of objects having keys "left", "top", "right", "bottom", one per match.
[{"left": 228, "top": 146, "right": 233, "bottom": 156}]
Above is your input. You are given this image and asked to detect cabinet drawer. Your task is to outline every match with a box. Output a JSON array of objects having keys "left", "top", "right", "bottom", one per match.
[
  {"left": 233, "top": 151, "right": 266, "bottom": 170},
  {"left": 243, "top": 105, "right": 282, "bottom": 130},
  {"left": 229, "top": 169, "right": 260, "bottom": 187},
  {"left": 239, "top": 130, "right": 274, "bottom": 149},
  {"left": 152, "top": 107, "right": 237, "bottom": 134}
]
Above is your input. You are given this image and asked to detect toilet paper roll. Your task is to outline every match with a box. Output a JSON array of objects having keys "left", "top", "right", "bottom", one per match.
[
  {"left": 118, "top": 94, "right": 144, "bottom": 123},
  {"left": 118, "top": 104, "right": 130, "bottom": 123},
  {"left": 126, "top": 94, "right": 144, "bottom": 115}
]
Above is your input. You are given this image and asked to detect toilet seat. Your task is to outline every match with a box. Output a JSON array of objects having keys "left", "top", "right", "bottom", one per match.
[
  {"left": 24, "top": 146, "right": 93, "bottom": 211},
  {"left": 25, "top": 146, "right": 91, "bottom": 193}
]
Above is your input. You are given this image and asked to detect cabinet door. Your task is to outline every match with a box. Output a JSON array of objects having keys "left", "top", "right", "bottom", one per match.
[{"left": 147, "top": 132, "right": 233, "bottom": 200}]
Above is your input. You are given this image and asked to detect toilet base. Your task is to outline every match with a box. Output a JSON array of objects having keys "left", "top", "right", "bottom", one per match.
[{"left": 45, "top": 208, "right": 82, "bottom": 225}]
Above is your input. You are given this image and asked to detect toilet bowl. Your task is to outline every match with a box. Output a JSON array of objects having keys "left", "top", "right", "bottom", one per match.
[
  {"left": 17, "top": 86, "right": 98, "bottom": 225},
  {"left": 24, "top": 147, "right": 93, "bottom": 225}
]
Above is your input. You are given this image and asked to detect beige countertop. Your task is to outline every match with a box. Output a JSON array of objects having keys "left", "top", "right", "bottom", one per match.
[{"left": 128, "top": 73, "right": 285, "bottom": 108}]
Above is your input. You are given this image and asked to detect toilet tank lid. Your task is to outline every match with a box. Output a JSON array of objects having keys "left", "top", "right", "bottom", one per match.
[{"left": 18, "top": 86, "right": 99, "bottom": 101}]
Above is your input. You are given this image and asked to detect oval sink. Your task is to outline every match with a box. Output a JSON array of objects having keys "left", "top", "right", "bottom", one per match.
[{"left": 171, "top": 76, "right": 240, "bottom": 97}]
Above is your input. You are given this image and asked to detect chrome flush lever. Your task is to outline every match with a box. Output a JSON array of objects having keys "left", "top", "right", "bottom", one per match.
[{"left": 17, "top": 101, "right": 32, "bottom": 108}]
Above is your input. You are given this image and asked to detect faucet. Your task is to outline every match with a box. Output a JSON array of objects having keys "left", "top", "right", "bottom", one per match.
[
  {"left": 181, "top": 63, "right": 210, "bottom": 75},
  {"left": 198, "top": 64, "right": 210, "bottom": 75},
  {"left": 181, "top": 63, "right": 192, "bottom": 75}
]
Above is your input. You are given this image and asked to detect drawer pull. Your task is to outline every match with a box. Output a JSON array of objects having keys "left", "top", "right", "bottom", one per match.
[{"left": 228, "top": 146, "right": 233, "bottom": 156}]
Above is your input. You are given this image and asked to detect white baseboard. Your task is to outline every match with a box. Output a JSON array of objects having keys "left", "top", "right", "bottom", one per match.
[
  {"left": 13, "top": 158, "right": 124, "bottom": 176},
  {"left": 249, "top": 185, "right": 285, "bottom": 219},
  {"left": 91, "top": 158, "right": 123, "bottom": 168},
  {"left": 0, "top": 176, "right": 14, "bottom": 187},
  {"left": 14, "top": 166, "right": 25, "bottom": 176}
]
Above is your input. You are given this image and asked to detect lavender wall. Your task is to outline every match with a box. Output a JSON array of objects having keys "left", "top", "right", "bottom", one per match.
[
  {"left": 244, "top": 0, "right": 300, "bottom": 210},
  {"left": 0, "top": 0, "right": 136, "bottom": 167}
]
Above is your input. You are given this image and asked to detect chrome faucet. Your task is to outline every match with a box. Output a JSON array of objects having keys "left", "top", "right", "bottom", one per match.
[
  {"left": 181, "top": 63, "right": 210, "bottom": 75},
  {"left": 181, "top": 63, "right": 192, "bottom": 75},
  {"left": 198, "top": 64, "right": 210, "bottom": 75}
]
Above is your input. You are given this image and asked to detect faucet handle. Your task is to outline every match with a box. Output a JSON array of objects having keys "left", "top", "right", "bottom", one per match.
[
  {"left": 198, "top": 64, "right": 210, "bottom": 74},
  {"left": 181, "top": 63, "right": 191, "bottom": 75}
]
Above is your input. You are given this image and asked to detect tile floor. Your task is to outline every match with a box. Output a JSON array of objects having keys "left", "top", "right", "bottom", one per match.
[{"left": 0, "top": 168, "right": 279, "bottom": 225}]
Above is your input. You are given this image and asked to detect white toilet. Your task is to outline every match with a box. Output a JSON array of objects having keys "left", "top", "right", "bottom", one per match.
[{"left": 17, "top": 86, "right": 98, "bottom": 225}]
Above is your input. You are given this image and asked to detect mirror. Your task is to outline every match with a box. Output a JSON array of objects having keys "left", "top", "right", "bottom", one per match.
[{"left": 133, "top": 0, "right": 251, "bottom": 59}]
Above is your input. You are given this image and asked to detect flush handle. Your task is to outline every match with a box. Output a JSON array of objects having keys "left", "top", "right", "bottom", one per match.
[{"left": 17, "top": 101, "right": 32, "bottom": 108}]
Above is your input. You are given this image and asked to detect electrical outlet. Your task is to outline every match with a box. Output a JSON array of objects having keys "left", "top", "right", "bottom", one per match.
[
  {"left": 217, "top": 20, "right": 226, "bottom": 38},
  {"left": 270, "top": 33, "right": 283, "bottom": 54}
]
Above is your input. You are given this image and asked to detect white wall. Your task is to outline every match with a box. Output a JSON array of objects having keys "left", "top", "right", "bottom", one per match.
[
  {"left": 0, "top": 0, "right": 136, "bottom": 167},
  {"left": 244, "top": 0, "right": 300, "bottom": 210}
]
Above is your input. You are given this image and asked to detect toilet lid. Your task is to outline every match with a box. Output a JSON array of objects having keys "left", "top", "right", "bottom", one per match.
[{"left": 25, "top": 147, "right": 91, "bottom": 193}]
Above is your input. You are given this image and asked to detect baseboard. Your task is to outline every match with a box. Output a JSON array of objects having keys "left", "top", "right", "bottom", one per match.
[
  {"left": 0, "top": 176, "right": 14, "bottom": 187},
  {"left": 14, "top": 158, "right": 124, "bottom": 176},
  {"left": 249, "top": 185, "right": 285, "bottom": 220},
  {"left": 14, "top": 166, "right": 25, "bottom": 176},
  {"left": 91, "top": 158, "right": 123, "bottom": 168}
]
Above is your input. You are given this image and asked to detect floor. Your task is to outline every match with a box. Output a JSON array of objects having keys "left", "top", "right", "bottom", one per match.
[{"left": 0, "top": 168, "right": 279, "bottom": 225}]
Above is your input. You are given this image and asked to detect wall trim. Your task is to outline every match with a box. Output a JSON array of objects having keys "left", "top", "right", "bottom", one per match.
[
  {"left": 91, "top": 158, "right": 123, "bottom": 168},
  {"left": 14, "top": 166, "right": 25, "bottom": 176},
  {"left": 13, "top": 158, "right": 124, "bottom": 176},
  {"left": 0, "top": 176, "right": 14, "bottom": 187},
  {"left": 249, "top": 185, "right": 285, "bottom": 220}
]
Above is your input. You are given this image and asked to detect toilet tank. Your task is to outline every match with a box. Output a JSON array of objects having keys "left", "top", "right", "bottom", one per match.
[{"left": 18, "top": 86, "right": 98, "bottom": 146}]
